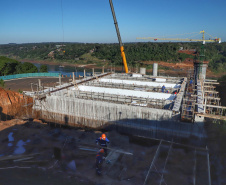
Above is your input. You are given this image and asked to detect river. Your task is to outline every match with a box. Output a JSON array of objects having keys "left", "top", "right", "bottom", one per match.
[{"left": 31, "top": 62, "right": 108, "bottom": 77}]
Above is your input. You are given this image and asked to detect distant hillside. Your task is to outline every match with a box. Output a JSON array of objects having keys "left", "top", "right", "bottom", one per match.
[{"left": 0, "top": 42, "right": 226, "bottom": 73}]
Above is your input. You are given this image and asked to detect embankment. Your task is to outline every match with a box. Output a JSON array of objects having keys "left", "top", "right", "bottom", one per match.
[{"left": 0, "top": 88, "right": 33, "bottom": 120}]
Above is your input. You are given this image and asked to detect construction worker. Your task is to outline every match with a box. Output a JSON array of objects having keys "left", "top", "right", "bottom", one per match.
[
  {"left": 96, "top": 149, "right": 105, "bottom": 175},
  {"left": 161, "top": 85, "right": 165, "bottom": 93},
  {"left": 96, "top": 133, "right": 110, "bottom": 156}
]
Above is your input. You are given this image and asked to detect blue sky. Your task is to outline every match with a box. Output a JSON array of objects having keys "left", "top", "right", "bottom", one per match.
[{"left": 0, "top": 0, "right": 225, "bottom": 44}]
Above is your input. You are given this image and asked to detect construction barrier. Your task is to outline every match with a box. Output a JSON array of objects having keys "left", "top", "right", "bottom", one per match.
[{"left": 0, "top": 73, "right": 61, "bottom": 80}]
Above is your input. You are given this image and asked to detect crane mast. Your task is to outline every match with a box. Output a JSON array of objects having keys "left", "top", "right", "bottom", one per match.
[{"left": 109, "top": 0, "right": 128, "bottom": 73}]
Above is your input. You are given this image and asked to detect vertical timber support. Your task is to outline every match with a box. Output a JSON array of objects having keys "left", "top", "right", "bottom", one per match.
[
  {"left": 38, "top": 79, "right": 41, "bottom": 91},
  {"left": 72, "top": 72, "right": 75, "bottom": 83},
  {"left": 59, "top": 74, "right": 61, "bottom": 85}
]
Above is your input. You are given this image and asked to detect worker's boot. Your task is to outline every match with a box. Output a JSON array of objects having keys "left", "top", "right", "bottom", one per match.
[
  {"left": 96, "top": 164, "right": 102, "bottom": 176},
  {"left": 96, "top": 168, "right": 102, "bottom": 176}
]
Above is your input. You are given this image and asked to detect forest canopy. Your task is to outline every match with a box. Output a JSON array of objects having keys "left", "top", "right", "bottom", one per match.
[
  {"left": 0, "top": 42, "right": 226, "bottom": 73},
  {"left": 0, "top": 56, "right": 38, "bottom": 76}
]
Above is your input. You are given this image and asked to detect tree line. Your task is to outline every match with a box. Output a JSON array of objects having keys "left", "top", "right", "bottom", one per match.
[
  {"left": 0, "top": 56, "right": 47, "bottom": 76},
  {"left": 0, "top": 42, "right": 226, "bottom": 73}
]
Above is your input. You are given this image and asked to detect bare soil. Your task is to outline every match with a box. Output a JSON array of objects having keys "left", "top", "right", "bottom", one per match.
[
  {"left": 4, "top": 77, "right": 72, "bottom": 92},
  {"left": 0, "top": 119, "right": 210, "bottom": 185}
]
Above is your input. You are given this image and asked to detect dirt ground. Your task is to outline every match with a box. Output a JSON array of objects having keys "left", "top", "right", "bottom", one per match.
[
  {"left": 4, "top": 77, "right": 72, "bottom": 92},
  {"left": 0, "top": 119, "right": 211, "bottom": 185}
]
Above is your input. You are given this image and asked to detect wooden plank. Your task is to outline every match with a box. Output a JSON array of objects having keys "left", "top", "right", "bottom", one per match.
[
  {"left": 203, "top": 96, "right": 220, "bottom": 100},
  {"left": 195, "top": 104, "right": 226, "bottom": 109},
  {"left": 204, "top": 82, "right": 219, "bottom": 85},
  {"left": 0, "top": 153, "right": 40, "bottom": 162},
  {"left": 205, "top": 79, "right": 217, "bottom": 82},
  {"left": 204, "top": 86, "right": 216, "bottom": 88},
  {"left": 195, "top": 113, "right": 226, "bottom": 121},
  {"left": 13, "top": 157, "right": 33, "bottom": 162},
  {"left": 78, "top": 148, "right": 97, "bottom": 152},
  {"left": 204, "top": 91, "right": 219, "bottom": 93}
]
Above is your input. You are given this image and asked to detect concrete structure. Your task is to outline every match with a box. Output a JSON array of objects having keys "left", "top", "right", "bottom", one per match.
[
  {"left": 194, "top": 61, "right": 208, "bottom": 80},
  {"left": 153, "top": 63, "right": 158, "bottom": 76},
  {"left": 140, "top": 67, "right": 146, "bottom": 75},
  {"left": 29, "top": 73, "right": 206, "bottom": 141},
  {"left": 201, "top": 62, "right": 208, "bottom": 80}
]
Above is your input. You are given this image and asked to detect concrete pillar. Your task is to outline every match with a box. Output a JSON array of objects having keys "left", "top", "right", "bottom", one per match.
[
  {"left": 38, "top": 79, "right": 41, "bottom": 88},
  {"left": 102, "top": 66, "right": 104, "bottom": 74},
  {"left": 72, "top": 72, "right": 75, "bottom": 82},
  {"left": 194, "top": 61, "right": 208, "bottom": 81},
  {"left": 92, "top": 68, "right": 95, "bottom": 76},
  {"left": 84, "top": 69, "right": 86, "bottom": 78},
  {"left": 59, "top": 74, "right": 61, "bottom": 85},
  {"left": 201, "top": 63, "right": 208, "bottom": 80},
  {"left": 153, "top": 63, "right": 158, "bottom": 76},
  {"left": 140, "top": 67, "right": 146, "bottom": 75}
]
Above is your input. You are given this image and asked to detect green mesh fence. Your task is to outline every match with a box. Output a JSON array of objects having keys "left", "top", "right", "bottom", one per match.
[{"left": 0, "top": 73, "right": 61, "bottom": 80}]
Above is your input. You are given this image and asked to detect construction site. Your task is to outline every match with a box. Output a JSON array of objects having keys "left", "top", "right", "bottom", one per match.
[
  {"left": 1, "top": 0, "right": 226, "bottom": 184},
  {"left": 0, "top": 59, "right": 226, "bottom": 185}
]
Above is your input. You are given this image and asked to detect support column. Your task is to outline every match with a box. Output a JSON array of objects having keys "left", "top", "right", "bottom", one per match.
[
  {"left": 72, "top": 72, "right": 75, "bottom": 82},
  {"left": 92, "top": 68, "right": 95, "bottom": 76},
  {"left": 140, "top": 67, "right": 146, "bottom": 75},
  {"left": 38, "top": 79, "right": 41, "bottom": 87},
  {"left": 102, "top": 66, "right": 104, "bottom": 74},
  {"left": 153, "top": 63, "right": 158, "bottom": 76},
  {"left": 38, "top": 79, "right": 41, "bottom": 90},
  {"left": 59, "top": 74, "right": 61, "bottom": 85},
  {"left": 84, "top": 69, "right": 86, "bottom": 78}
]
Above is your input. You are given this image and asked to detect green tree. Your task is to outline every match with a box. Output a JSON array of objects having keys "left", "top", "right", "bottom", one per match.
[
  {"left": 16, "top": 62, "right": 38, "bottom": 73},
  {"left": 40, "top": 65, "right": 48, "bottom": 72},
  {"left": 0, "top": 79, "right": 5, "bottom": 88},
  {"left": 0, "top": 56, "right": 20, "bottom": 75}
]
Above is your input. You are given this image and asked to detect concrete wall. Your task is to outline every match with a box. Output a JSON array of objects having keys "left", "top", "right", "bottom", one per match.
[
  {"left": 34, "top": 96, "right": 173, "bottom": 128},
  {"left": 33, "top": 95, "right": 206, "bottom": 140}
]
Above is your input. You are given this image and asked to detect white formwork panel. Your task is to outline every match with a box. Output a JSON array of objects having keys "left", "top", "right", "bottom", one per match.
[
  {"left": 75, "top": 85, "right": 176, "bottom": 100},
  {"left": 99, "top": 78, "right": 180, "bottom": 88}
]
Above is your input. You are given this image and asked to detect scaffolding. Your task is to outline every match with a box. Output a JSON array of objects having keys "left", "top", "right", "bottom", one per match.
[{"left": 181, "top": 70, "right": 196, "bottom": 122}]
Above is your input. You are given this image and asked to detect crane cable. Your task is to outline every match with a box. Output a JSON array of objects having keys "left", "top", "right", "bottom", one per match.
[
  {"left": 60, "top": 0, "right": 65, "bottom": 54},
  {"left": 61, "top": 0, "right": 64, "bottom": 43}
]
